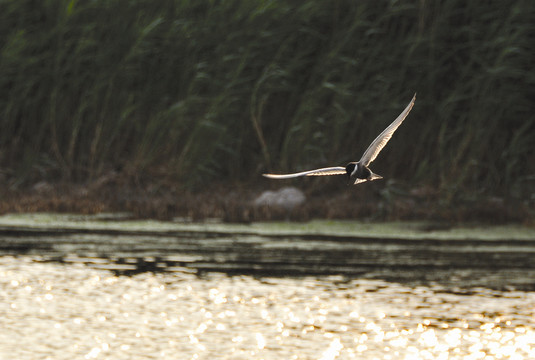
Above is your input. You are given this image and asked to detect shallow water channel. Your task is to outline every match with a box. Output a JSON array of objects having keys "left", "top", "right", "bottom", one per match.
[{"left": 1, "top": 214, "right": 534, "bottom": 359}]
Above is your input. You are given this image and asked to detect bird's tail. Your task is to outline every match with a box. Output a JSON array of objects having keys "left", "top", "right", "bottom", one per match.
[
  {"left": 351, "top": 171, "right": 383, "bottom": 185},
  {"left": 368, "top": 172, "right": 383, "bottom": 181}
]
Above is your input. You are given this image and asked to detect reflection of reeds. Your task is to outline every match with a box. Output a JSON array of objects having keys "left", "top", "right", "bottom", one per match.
[{"left": 0, "top": 1, "right": 533, "bottom": 204}]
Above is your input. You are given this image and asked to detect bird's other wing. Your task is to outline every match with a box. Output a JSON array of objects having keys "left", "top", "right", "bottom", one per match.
[
  {"left": 263, "top": 166, "right": 346, "bottom": 179},
  {"left": 359, "top": 93, "right": 416, "bottom": 166}
]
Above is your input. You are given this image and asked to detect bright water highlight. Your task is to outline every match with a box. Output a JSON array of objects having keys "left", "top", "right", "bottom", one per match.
[
  {"left": 1, "top": 215, "right": 535, "bottom": 359},
  {"left": 2, "top": 256, "right": 534, "bottom": 360}
]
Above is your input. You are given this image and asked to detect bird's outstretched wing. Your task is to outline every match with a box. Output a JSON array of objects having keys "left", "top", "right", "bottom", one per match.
[
  {"left": 263, "top": 166, "right": 346, "bottom": 179},
  {"left": 359, "top": 93, "right": 416, "bottom": 166}
]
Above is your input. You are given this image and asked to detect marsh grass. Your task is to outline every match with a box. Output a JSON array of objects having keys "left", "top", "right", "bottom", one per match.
[{"left": 0, "top": 0, "right": 533, "bottom": 204}]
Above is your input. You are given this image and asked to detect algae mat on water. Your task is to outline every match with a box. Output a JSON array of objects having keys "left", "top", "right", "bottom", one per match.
[{"left": 0, "top": 213, "right": 534, "bottom": 241}]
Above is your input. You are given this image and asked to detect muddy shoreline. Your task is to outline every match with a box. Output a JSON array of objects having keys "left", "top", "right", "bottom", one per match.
[{"left": 0, "top": 179, "right": 533, "bottom": 225}]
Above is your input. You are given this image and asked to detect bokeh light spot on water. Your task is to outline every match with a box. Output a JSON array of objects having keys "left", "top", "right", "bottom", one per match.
[{"left": 1, "top": 256, "right": 535, "bottom": 359}]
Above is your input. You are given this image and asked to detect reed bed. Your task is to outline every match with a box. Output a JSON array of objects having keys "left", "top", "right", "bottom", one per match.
[{"left": 0, "top": 0, "right": 533, "bottom": 208}]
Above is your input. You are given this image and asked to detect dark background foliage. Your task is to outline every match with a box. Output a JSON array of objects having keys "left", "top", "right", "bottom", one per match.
[{"left": 1, "top": 0, "right": 534, "bottom": 205}]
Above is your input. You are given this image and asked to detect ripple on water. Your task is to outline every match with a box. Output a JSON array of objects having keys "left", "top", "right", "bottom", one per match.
[{"left": 1, "top": 256, "right": 534, "bottom": 360}]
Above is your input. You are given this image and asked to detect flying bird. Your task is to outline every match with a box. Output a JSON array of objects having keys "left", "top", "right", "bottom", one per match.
[{"left": 263, "top": 94, "right": 416, "bottom": 185}]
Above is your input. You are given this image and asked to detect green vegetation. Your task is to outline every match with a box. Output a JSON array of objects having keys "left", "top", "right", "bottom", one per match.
[
  {"left": 1, "top": 0, "right": 534, "bottom": 204},
  {"left": 2, "top": 213, "right": 535, "bottom": 241}
]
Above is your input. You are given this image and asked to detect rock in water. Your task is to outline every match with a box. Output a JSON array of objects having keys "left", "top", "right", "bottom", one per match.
[{"left": 254, "top": 187, "right": 306, "bottom": 211}]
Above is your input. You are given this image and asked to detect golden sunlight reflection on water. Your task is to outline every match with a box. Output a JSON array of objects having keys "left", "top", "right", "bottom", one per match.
[{"left": 1, "top": 256, "right": 534, "bottom": 360}]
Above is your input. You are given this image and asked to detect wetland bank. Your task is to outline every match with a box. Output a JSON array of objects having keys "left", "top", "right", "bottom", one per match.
[{"left": 1, "top": 0, "right": 533, "bottom": 220}]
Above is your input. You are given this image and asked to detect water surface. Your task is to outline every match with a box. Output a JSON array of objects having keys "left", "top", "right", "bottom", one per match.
[
  {"left": 2, "top": 256, "right": 534, "bottom": 360},
  {"left": 1, "top": 214, "right": 534, "bottom": 359}
]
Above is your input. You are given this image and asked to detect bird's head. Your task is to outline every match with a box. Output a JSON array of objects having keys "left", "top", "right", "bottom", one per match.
[{"left": 345, "top": 162, "right": 358, "bottom": 184}]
